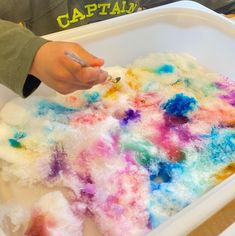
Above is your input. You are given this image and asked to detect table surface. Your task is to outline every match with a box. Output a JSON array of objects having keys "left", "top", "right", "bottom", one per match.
[{"left": 188, "top": 198, "right": 235, "bottom": 236}]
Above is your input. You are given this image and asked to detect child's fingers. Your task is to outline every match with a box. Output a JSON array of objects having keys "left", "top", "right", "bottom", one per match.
[
  {"left": 74, "top": 67, "right": 108, "bottom": 85},
  {"left": 73, "top": 44, "right": 104, "bottom": 67}
]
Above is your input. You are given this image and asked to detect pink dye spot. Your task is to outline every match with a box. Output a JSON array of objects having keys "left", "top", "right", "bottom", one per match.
[
  {"left": 95, "top": 139, "right": 115, "bottom": 156},
  {"left": 102, "top": 195, "right": 124, "bottom": 219},
  {"left": 82, "top": 183, "right": 96, "bottom": 195},
  {"left": 94, "top": 134, "right": 119, "bottom": 157},
  {"left": 133, "top": 92, "right": 161, "bottom": 109},
  {"left": 70, "top": 110, "right": 107, "bottom": 125},
  {"left": 150, "top": 114, "right": 195, "bottom": 161},
  {"left": 123, "top": 151, "right": 136, "bottom": 165}
]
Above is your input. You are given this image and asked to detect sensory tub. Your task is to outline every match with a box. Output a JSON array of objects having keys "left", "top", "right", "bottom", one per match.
[{"left": 0, "top": 53, "right": 234, "bottom": 236}]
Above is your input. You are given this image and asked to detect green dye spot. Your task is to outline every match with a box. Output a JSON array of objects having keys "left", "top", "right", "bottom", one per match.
[
  {"left": 143, "top": 81, "right": 156, "bottom": 92},
  {"left": 14, "top": 131, "right": 27, "bottom": 140},
  {"left": 201, "top": 83, "right": 218, "bottom": 97},
  {"left": 8, "top": 139, "right": 22, "bottom": 148},
  {"left": 184, "top": 78, "right": 192, "bottom": 87},
  {"left": 188, "top": 63, "right": 195, "bottom": 69},
  {"left": 171, "top": 79, "right": 181, "bottom": 86},
  {"left": 121, "top": 136, "right": 158, "bottom": 167}
]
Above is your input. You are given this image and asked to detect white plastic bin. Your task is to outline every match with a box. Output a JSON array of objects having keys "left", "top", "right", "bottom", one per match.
[{"left": 1, "top": 1, "right": 235, "bottom": 235}]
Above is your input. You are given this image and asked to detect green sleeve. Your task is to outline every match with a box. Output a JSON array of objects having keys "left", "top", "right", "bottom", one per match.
[{"left": 0, "top": 19, "right": 48, "bottom": 97}]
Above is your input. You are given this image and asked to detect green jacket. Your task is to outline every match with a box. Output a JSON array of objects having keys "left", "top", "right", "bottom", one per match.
[{"left": 0, "top": 0, "right": 234, "bottom": 97}]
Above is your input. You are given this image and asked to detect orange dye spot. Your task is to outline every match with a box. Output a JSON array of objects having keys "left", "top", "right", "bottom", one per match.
[
  {"left": 103, "top": 85, "right": 120, "bottom": 99},
  {"left": 24, "top": 211, "right": 56, "bottom": 236},
  {"left": 215, "top": 163, "right": 235, "bottom": 182},
  {"left": 68, "top": 96, "right": 78, "bottom": 103}
]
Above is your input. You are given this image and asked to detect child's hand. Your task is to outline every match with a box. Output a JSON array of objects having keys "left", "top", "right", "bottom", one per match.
[{"left": 29, "top": 41, "right": 108, "bottom": 94}]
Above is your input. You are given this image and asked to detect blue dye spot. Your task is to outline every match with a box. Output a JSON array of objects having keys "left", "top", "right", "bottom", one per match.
[
  {"left": 150, "top": 181, "right": 161, "bottom": 191},
  {"left": 8, "top": 139, "right": 22, "bottom": 148},
  {"left": 155, "top": 64, "right": 174, "bottom": 75},
  {"left": 83, "top": 91, "right": 101, "bottom": 103},
  {"left": 149, "top": 161, "right": 184, "bottom": 192},
  {"left": 161, "top": 93, "right": 197, "bottom": 117},
  {"left": 121, "top": 109, "right": 141, "bottom": 125},
  {"left": 148, "top": 212, "right": 160, "bottom": 229},
  {"left": 157, "top": 162, "right": 173, "bottom": 182},
  {"left": 206, "top": 128, "right": 235, "bottom": 164},
  {"left": 37, "top": 100, "right": 77, "bottom": 116},
  {"left": 149, "top": 162, "right": 172, "bottom": 188}
]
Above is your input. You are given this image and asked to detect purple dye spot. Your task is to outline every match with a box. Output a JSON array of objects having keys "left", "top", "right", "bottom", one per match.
[
  {"left": 48, "top": 144, "right": 68, "bottom": 178},
  {"left": 80, "top": 176, "right": 95, "bottom": 200},
  {"left": 220, "top": 91, "right": 235, "bottom": 106},
  {"left": 215, "top": 82, "right": 227, "bottom": 90},
  {"left": 215, "top": 80, "right": 235, "bottom": 91},
  {"left": 121, "top": 109, "right": 140, "bottom": 125},
  {"left": 163, "top": 114, "right": 197, "bottom": 143}
]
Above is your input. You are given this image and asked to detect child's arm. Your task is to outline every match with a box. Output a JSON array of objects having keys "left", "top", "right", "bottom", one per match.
[
  {"left": 0, "top": 19, "right": 47, "bottom": 97},
  {"left": 0, "top": 20, "right": 107, "bottom": 97},
  {"left": 29, "top": 41, "right": 107, "bottom": 95}
]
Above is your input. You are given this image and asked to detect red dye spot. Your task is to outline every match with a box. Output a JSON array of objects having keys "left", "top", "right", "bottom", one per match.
[
  {"left": 68, "top": 96, "right": 78, "bottom": 103},
  {"left": 164, "top": 114, "right": 189, "bottom": 126},
  {"left": 24, "top": 211, "right": 55, "bottom": 236}
]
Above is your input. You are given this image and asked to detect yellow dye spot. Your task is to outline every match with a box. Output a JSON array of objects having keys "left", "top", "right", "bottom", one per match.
[
  {"left": 126, "top": 69, "right": 141, "bottom": 90},
  {"left": 103, "top": 85, "right": 120, "bottom": 99},
  {"left": 215, "top": 163, "right": 235, "bottom": 182}
]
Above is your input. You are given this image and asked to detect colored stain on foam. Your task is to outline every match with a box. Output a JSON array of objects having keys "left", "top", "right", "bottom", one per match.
[
  {"left": 37, "top": 100, "right": 77, "bottom": 116},
  {"left": 161, "top": 93, "right": 197, "bottom": 117},
  {"left": 215, "top": 80, "right": 235, "bottom": 106},
  {"left": 147, "top": 212, "right": 160, "bottom": 229},
  {"left": 8, "top": 131, "right": 27, "bottom": 148},
  {"left": 120, "top": 109, "right": 140, "bottom": 125},
  {"left": 151, "top": 115, "right": 195, "bottom": 161},
  {"left": 202, "top": 128, "right": 235, "bottom": 164},
  {"left": 8, "top": 139, "right": 22, "bottom": 148},
  {"left": 154, "top": 64, "right": 174, "bottom": 75},
  {"left": 220, "top": 91, "right": 235, "bottom": 107},
  {"left": 149, "top": 162, "right": 184, "bottom": 192},
  {"left": 121, "top": 136, "right": 157, "bottom": 168},
  {"left": 83, "top": 91, "right": 101, "bottom": 103},
  {"left": 24, "top": 211, "right": 56, "bottom": 236},
  {"left": 48, "top": 144, "right": 68, "bottom": 178},
  {"left": 215, "top": 163, "right": 235, "bottom": 181}
]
